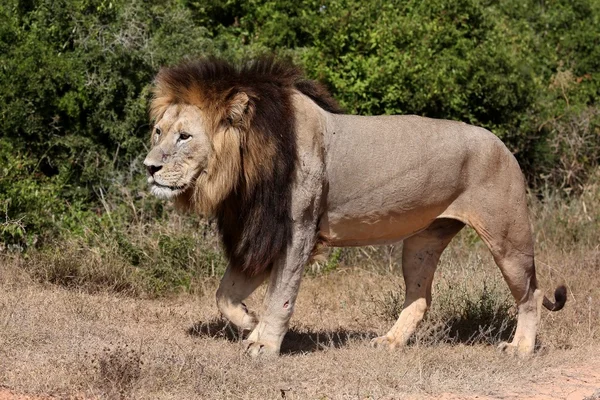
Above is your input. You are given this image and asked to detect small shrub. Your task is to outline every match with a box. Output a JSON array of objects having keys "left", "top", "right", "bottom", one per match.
[
  {"left": 24, "top": 241, "right": 139, "bottom": 293},
  {"left": 442, "top": 283, "right": 516, "bottom": 345},
  {"left": 376, "top": 290, "right": 405, "bottom": 322},
  {"left": 92, "top": 343, "right": 143, "bottom": 399},
  {"left": 431, "top": 278, "right": 516, "bottom": 345}
]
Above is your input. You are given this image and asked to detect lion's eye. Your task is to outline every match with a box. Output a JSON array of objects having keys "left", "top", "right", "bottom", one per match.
[
  {"left": 179, "top": 132, "right": 191, "bottom": 141},
  {"left": 155, "top": 127, "right": 162, "bottom": 136}
]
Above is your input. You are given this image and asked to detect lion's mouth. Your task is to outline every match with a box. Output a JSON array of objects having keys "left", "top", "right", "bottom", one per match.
[
  {"left": 152, "top": 182, "right": 186, "bottom": 191},
  {"left": 148, "top": 177, "right": 188, "bottom": 199}
]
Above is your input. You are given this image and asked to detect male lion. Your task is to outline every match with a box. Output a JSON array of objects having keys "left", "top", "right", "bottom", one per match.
[{"left": 144, "top": 58, "right": 566, "bottom": 357}]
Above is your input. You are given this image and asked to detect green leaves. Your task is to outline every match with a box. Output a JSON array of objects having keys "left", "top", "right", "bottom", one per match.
[
  {"left": 0, "top": 0, "right": 217, "bottom": 246},
  {"left": 1, "top": 0, "right": 598, "bottom": 249}
]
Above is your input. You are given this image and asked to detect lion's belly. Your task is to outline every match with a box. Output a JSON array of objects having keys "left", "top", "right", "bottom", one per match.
[{"left": 320, "top": 202, "right": 453, "bottom": 246}]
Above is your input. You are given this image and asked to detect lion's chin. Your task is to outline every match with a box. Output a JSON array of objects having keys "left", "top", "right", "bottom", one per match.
[{"left": 150, "top": 183, "right": 185, "bottom": 200}]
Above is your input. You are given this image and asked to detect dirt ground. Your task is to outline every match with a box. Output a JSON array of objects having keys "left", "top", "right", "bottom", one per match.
[{"left": 1, "top": 250, "right": 599, "bottom": 399}]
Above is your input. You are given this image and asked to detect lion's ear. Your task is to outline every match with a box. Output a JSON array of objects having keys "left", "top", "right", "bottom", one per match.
[{"left": 226, "top": 92, "right": 250, "bottom": 127}]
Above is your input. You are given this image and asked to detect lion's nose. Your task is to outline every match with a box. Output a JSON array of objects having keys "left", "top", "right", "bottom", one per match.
[{"left": 146, "top": 164, "right": 162, "bottom": 177}]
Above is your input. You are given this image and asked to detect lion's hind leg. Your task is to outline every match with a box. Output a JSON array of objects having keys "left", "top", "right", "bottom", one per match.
[
  {"left": 488, "top": 246, "right": 544, "bottom": 356},
  {"left": 487, "top": 248, "right": 543, "bottom": 356},
  {"left": 467, "top": 207, "right": 545, "bottom": 356},
  {"left": 216, "top": 266, "right": 268, "bottom": 331},
  {"left": 372, "top": 218, "right": 464, "bottom": 350}
]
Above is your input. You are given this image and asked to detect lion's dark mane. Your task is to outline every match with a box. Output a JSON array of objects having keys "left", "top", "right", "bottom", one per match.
[{"left": 155, "top": 57, "right": 342, "bottom": 275}]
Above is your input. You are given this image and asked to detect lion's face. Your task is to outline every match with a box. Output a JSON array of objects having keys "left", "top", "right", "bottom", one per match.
[{"left": 143, "top": 104, "right": 212, "bottom": 200}]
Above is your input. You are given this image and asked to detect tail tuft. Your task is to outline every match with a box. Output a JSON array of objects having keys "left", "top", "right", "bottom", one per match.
[{"left": 543, "top": 285, "right": 567, "bottom": 311}]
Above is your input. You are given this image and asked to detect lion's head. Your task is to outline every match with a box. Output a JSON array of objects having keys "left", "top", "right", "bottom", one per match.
[
  {"left": 144, "top": 61, "right": 257, "bottom": 214},
  {"left": 144, "top": 57, "right": 341, "bottom": 275},
  {"left": 143, "top": 103, "right": 212, "bottom": 200}
]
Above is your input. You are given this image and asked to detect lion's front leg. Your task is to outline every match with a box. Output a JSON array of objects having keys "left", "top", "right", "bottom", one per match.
[
  {"left": 216, "top": 266, "right": 267, "bottom": 331},
  {"left": 242, "top": 132, "right": 324, "bottom": 357},
  {"left": 243, "top": 231, "right": 315, "bottom": 357}
]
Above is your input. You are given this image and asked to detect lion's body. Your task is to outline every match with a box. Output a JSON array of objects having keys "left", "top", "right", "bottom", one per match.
[
  {"left": 144, "top": 58, "right": 566, "bottom": 358},
  {"left": 321, "top": 112, "right": 520, "bottom": 247}
]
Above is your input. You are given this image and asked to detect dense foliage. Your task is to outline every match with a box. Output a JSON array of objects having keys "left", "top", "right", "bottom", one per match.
[{"left": 1, "top": 0, "right": 598, "bottom": 262}]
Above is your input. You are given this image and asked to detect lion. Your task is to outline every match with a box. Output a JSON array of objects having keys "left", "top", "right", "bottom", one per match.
[{"left": 143, "top": 57, "right": 566, "bottom": 357}]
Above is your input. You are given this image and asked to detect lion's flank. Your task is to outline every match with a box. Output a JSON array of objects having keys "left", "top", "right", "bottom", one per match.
[{"left": 151, "top": 57, "right": 342, "bottom": 276}]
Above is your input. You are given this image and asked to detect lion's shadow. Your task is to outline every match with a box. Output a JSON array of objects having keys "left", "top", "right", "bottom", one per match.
[{"left": 187, "top": 319, "right": 377, "bottom": 355}]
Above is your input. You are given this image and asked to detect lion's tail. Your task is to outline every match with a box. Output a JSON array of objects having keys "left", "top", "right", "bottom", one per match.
[{"left": 542, "top": 285, "right": 567, "bottom": 311}]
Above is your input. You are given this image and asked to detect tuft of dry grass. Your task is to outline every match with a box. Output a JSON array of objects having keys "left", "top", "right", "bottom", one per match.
[{"left": 91, "top": 343, "right": 143, "bottom": 399}]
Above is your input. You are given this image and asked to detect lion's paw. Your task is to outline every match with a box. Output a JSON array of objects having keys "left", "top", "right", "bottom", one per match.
[
  {"left": 243, "top": 339, "right": 279, "bottom": 358},
  {"left": 498, "top": 341, "right": 533, "bottom": 358},
  {"left": 370, "top": 335, "right": 397, "bottom": 350}
]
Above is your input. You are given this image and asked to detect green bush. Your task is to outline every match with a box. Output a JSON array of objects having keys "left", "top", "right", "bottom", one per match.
[
  {"left": 0, "top": 0, "right": 230, "bottom": 246},
  {"left": 0, "top": 0, "right": 598, "bottom": 295}
]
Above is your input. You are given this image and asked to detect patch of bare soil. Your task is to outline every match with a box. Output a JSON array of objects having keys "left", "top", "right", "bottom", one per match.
[
  {"left": 1, "top": 253, "right": 599, "bottom": 399},
  {"left": 437, "top": 363, "right": 600, "bottom": 400},
  {"left": 0, "top": 389, "right": 56, "bottom": 400}
]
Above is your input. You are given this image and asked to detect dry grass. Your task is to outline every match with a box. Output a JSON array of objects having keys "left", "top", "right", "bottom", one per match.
[
  {"left": 1, "top": 174, "right": 599, "bottom": 399},
  {"left": 1, "top": 239, "right": 599, "bottom": 398},
  {"left": 11, "top": 212, "right": 227, "bottom": 298}
]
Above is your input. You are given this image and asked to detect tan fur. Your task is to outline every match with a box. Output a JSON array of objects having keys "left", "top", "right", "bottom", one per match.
[
  {"left": 148, "top": 66, "right": 282, "bottom": 217},
  {"left": 150, "top": 89, "right": 239, "bottom": 215},
  {"left": 197, "top": 124, "right": 243, "bottom": 214},
  {"left": 219, "top": 93, "right": 565, "bottom": 357},
  {"left": 145, "top": 60, "right": 566, "bottom": 358}
]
